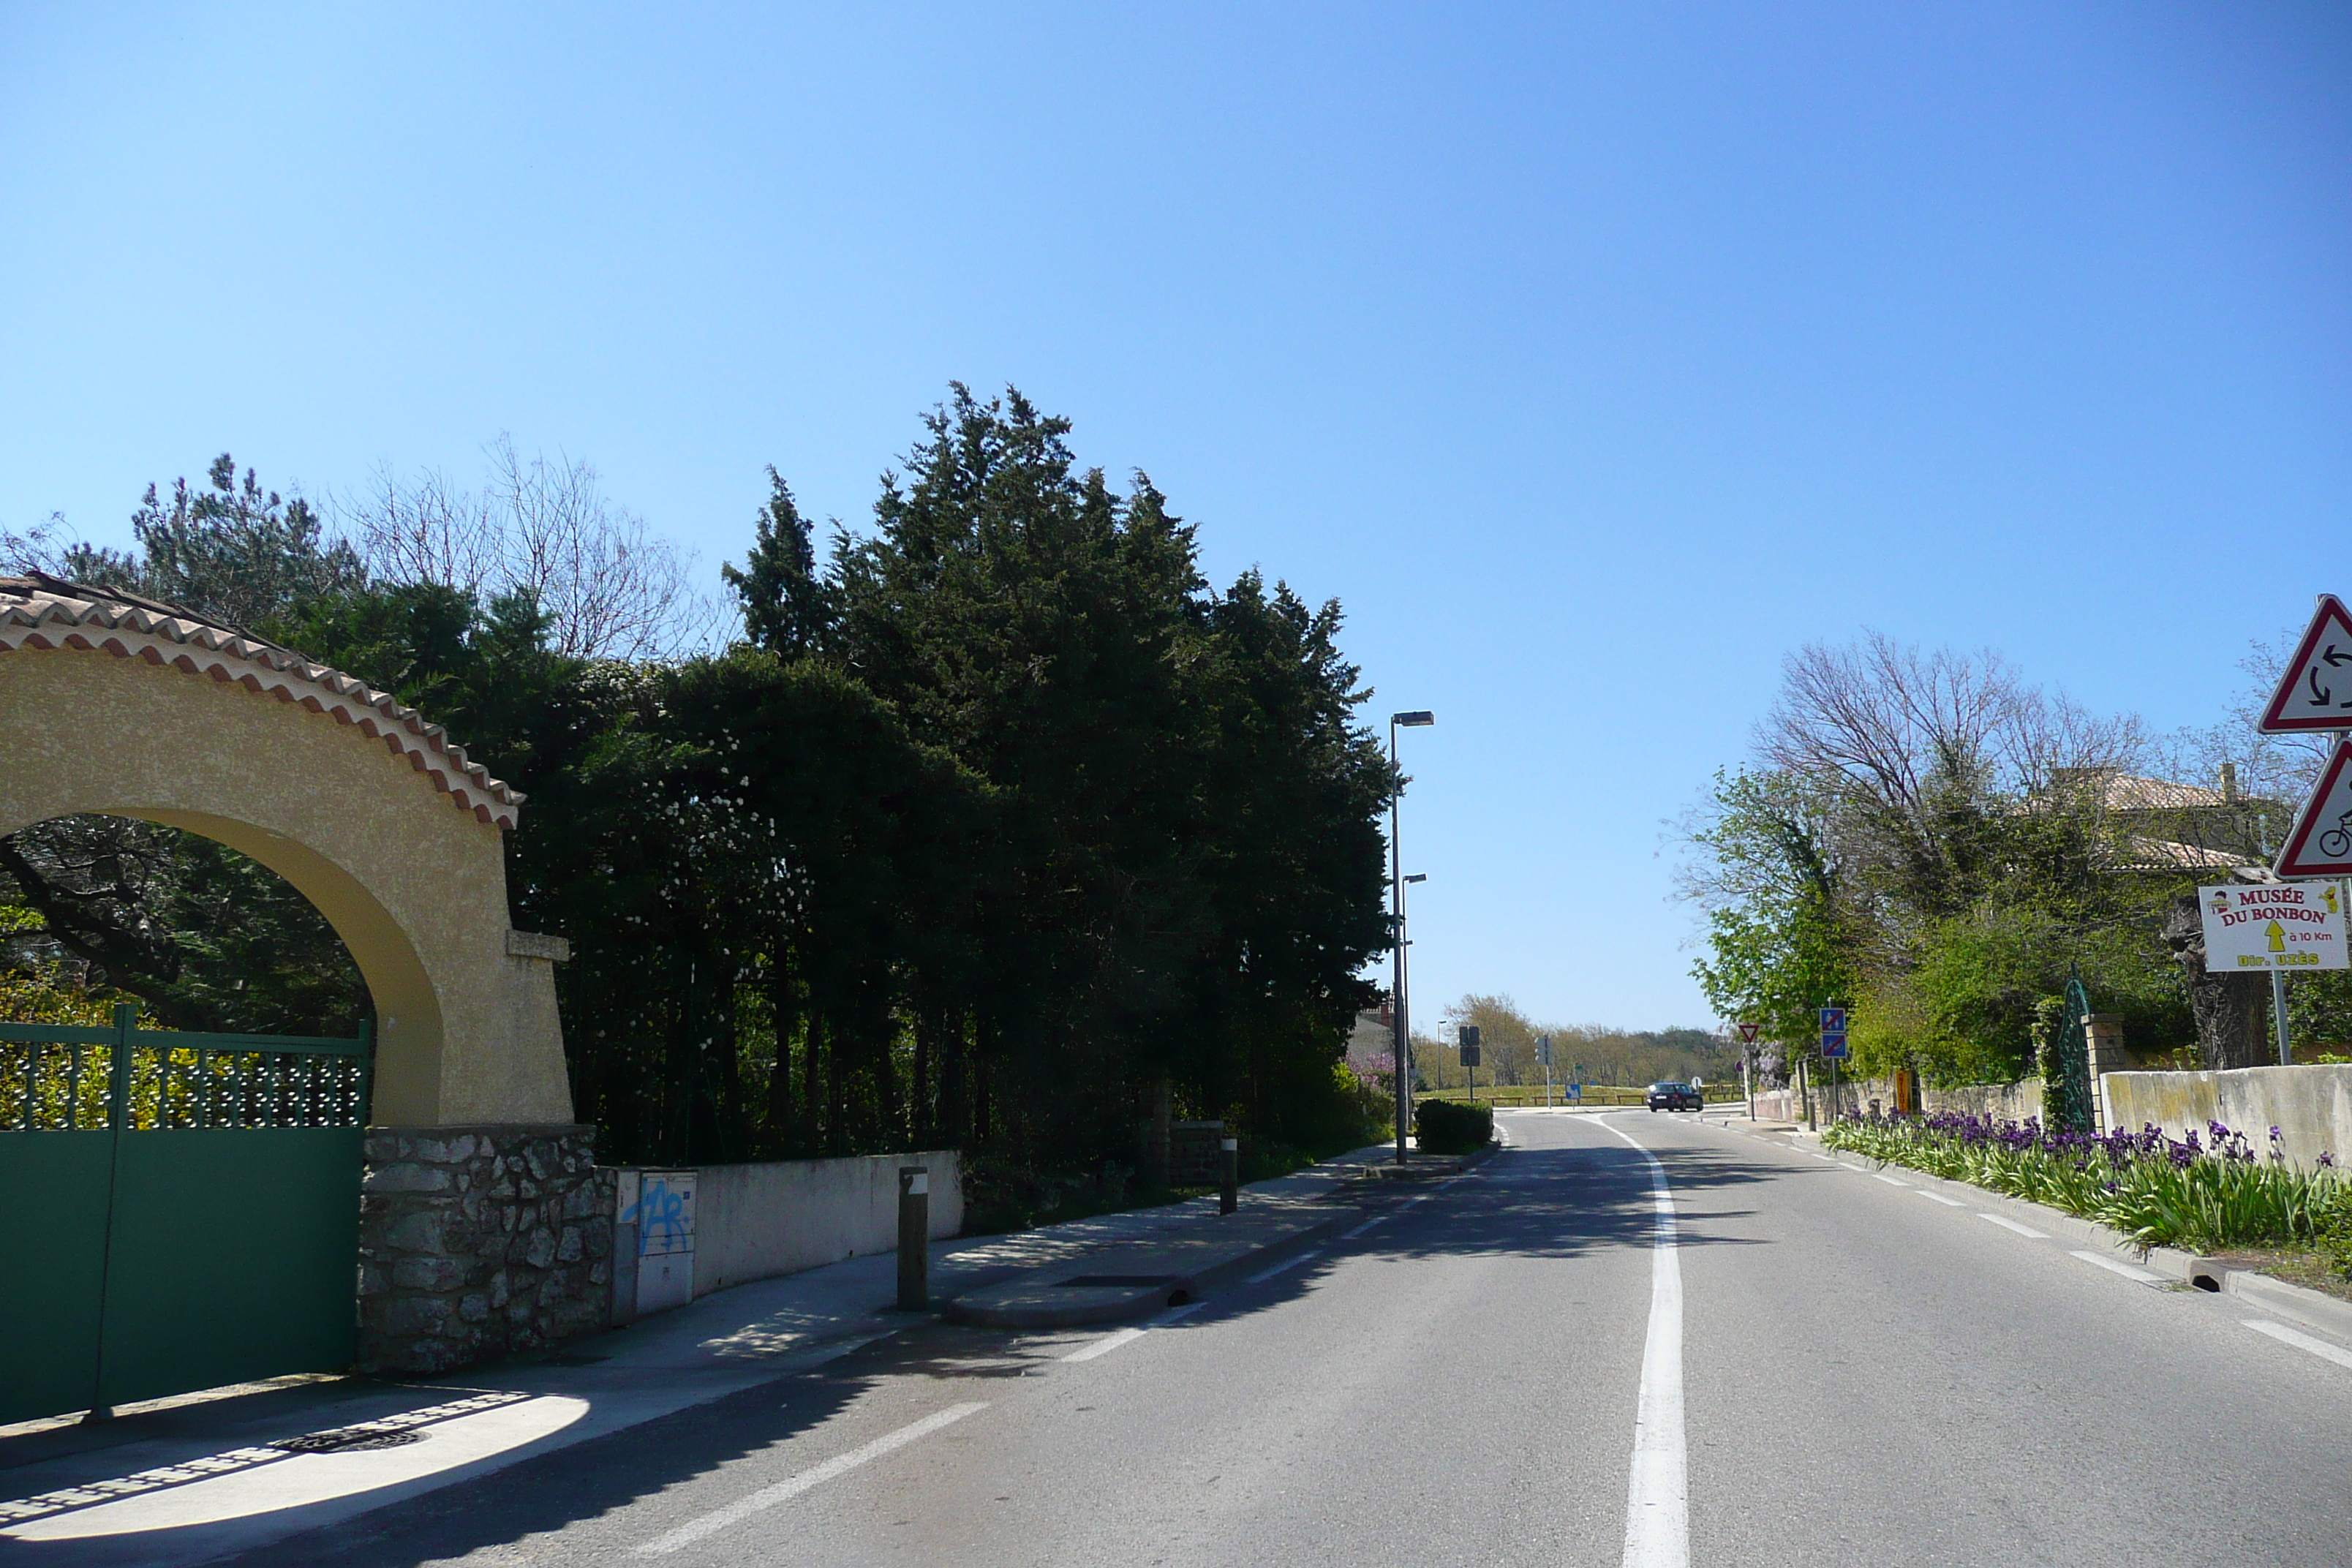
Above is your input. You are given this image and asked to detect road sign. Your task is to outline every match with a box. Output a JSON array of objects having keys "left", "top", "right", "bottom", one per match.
[
  {"left": 1458, "top": 1024, "right": 1481, "bottom": 1068},
  {"left": 1535, "top": 1033, "right": 1552, "bottom": 1066},
  {"left": 1735, "top": 1021, "right": 1760, "bottom": 1044},
  {"left": 2261, "top": 596, "right": 2352, "bottom": 733},
  {"left": 2275, "top": 739, "right": 2352, "bottom": 878},
  {"left": 2198, "top": 881, "right": 2350, "bottom": 972},
  {"left": 1818, "top": 1005, "right": 1847, "bottom": 1060}
]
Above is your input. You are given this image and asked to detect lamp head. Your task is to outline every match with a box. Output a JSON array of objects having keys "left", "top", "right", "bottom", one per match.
[
  {"left": 1391, "top": 710, "right": 1435, "bottom": 727},
  {"left": 1403, "top": 873, "right": 1428, "bottom": 883}
]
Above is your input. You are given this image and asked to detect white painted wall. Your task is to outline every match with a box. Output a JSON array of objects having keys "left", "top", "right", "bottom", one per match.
[{"left": 686, "top": 1150, "right": 963, "bottom": 1298}]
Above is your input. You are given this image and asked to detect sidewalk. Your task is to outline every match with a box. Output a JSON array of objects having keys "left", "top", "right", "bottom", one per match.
[{"left": 0, "top": 1142, "right": 1401, "bottom": 1567}]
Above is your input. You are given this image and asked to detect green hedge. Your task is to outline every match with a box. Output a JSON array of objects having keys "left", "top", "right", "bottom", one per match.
[{"left": 1414, "top": 1097, "right": 1493, "bottom": 1155}]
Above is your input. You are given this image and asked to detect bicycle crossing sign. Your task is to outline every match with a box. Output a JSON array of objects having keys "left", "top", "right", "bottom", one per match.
[
  {"left": 2198, "top": 881, "right": 2348, "bottom": 971},
  {"left": 2261, "top": 595, "right": 2352, "bottom": 734},
  {"left": 2275, "top": 739, "right": 2352, "bottom": 879}
]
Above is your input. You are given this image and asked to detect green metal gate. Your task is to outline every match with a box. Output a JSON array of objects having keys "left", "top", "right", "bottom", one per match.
[
  {"left": 2048, "top": 972, "right": 2096, "bottom": 1136},
  {"left": 0, "top": 1004, "right": 371, "bottom": 1425}
]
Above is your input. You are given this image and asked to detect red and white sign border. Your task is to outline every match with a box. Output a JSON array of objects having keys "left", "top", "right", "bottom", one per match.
[{"left": 2274, "top": 738, "right": 2352, "bottom": 878}]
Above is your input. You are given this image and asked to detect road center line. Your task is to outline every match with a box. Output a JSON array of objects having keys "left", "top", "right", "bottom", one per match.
[
  {"left": 2244, "top": 1317, "right": 2352, "bottom": 1371},
  {"left": 636, "top": 1402, "right": 987, "bottom": 1555},
  {"left": 1598, "top": 1118, "right": 1687, "bottom": 1568},
  {"left": 1978, "top": 1213, "right": 2050, "bottom": 1239},
  {"left": 1341, "top": 1215, "right": 1389, "bottom": 1239}
]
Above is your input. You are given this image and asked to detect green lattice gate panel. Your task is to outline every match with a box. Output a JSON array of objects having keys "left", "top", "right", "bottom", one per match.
[
  {"left": 99, "top": 1127, "right": 364, "bottom": 1408},
  {"left": 0, "top": 1132, "right": 113, "bottom": 1425},
  {"left": 0, "top": 1009, "right": 370, "bottom": 1425}
]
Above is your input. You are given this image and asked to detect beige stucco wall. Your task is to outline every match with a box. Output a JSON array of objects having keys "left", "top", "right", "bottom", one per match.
[
  {"left": 2102, "top": 1065, "right": 2352, "bottom": 1169},
  {"left": 0, "top": 644, "right": 570, "bottom": 1125}
]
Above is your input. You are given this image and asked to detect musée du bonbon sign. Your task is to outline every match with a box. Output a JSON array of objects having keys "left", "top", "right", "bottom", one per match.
[{"left": 2198, "top": 882, "right": 2350, "bottom": 973}]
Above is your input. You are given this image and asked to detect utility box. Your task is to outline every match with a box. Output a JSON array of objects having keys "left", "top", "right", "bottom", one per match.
[{"left": 620, "top": 1168, "right": 697, "bottom": 1317}]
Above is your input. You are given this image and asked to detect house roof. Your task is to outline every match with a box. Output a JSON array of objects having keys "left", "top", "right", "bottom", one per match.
[
  {"left": 0, "top": 572, "right": 523, "bottom": 829},
  {"left": 2053, "top": 767, "right": 2235, "bottom": 812},
  {"left": 2116, "top": 835, "right": 2252, "bottom": 872}
]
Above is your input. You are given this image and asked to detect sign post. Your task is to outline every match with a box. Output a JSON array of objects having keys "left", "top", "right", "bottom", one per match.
[
  {"left": 1818, "top": 1005, "right": 1848, "bottom": 1124},
  {"left": 1458, "top": 1024, "right": 1482, "bottom": 1105},
  {"left": 1536, "top": 1033, "right": 1553, "bottom": 1107},
  {"left": 1735, "top": 1021, "right": 1760, "bottom": 1121}
]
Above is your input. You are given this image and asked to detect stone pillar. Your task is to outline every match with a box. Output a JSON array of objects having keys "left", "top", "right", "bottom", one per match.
[
  {"left": 358, "top": 1124, "right": 614, "bottom": 1373},
  {"left": 2084, "top": 1014, "right": 2127, "bottom": 1135}
]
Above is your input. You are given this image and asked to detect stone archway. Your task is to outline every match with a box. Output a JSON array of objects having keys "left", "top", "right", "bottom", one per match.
[{"left": 0, "top": 574, "right": 570, "bottom": 1126}]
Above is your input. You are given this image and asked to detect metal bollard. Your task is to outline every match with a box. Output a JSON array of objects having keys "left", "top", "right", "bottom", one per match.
[
  {"left": 1218, "top": 1138, "right": 1238, "bottom": 1215},
  {"left": 898, "top": 1166, "right": 929, "bottom": 1310}
]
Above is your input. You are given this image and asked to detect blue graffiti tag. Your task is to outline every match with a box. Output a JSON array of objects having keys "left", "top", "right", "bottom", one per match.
[{"left": 623, "top": 1177, "right": 692, "bottom": 1257}]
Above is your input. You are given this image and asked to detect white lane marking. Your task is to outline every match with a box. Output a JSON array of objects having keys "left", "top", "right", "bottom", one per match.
[
  {"left": 1913, "top": 1190, "right": 1967, "bottom": 1207},
  {"left": 1061, "top": 1300, "right": 1205, "bottom": 1362},
  {"left": 1061, "top": 1327, "right": 1144, "bottom": 1362},
  {"left": 636, "top": 1402, "right": 987, "bottom": 1554},
  {"left": 2069, "top": 1249, "right": 2168, "bottom": 1285},
  {"left": 1245, "top": 1248, "right": 1324, "bottom": 1286},
  {"left": 1341, "top": 1215, "right": 1390, "bottom": 1239},
  {"left": 1597, "top": 1119, "right": 1686, "bottom": 1568},
  {"left": 1872, "top": 1173, "right": 1911, "bottom": 1187},
  {"left": 2244, "top": 1318, "right": 2352, "bottom": 1371},
  {"left": 1836, "top": 1161, "right": 1868, "bottom": 1172},
  {"left": 1978, "top": 1213, "right": 2050, "bottom": 1239}
]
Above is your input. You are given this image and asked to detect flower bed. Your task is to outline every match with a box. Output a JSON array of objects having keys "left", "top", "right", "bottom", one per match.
[{"left": 1822, "top": 1110, "right": 2350, "bottom": 1258}]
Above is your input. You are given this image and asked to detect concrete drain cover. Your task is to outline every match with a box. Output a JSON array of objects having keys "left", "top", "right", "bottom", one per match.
[
  {"left": 1056, "top": 1275, "right": 1180, "bottom": 1288},
  {"left": 269, "top": 1428, "right": 425, "bottom": 1453}
]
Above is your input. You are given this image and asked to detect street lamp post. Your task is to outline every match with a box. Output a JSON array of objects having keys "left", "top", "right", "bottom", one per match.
[{"left": 1390, "top": 710, "right": 1434, "bottom": 1165}]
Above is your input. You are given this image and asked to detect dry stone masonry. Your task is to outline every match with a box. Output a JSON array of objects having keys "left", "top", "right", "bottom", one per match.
[{"left": 358, "top": 1125, "right": 613, "bottom": 1373}]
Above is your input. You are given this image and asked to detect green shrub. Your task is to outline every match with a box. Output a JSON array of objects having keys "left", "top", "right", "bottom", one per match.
[{"left": 1414, "top": 1097, "right": 1493, "bottom": 1155}]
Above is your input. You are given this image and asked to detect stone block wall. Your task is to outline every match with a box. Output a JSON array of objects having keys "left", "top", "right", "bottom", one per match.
[{"left": 358, "top": 1123, "right": 614, "bottom": 1374}]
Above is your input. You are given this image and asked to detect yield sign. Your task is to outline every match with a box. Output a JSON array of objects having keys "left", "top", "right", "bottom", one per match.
[
  {"left": 2274, "top": 739, "right": 2352, "bottom": 878},
  {"left": 2260, "top": 595, "right": 2352, "bottom": 733},
  {"left": 1735, "top": 1021, "right": 1760, "bottom": 1044}
]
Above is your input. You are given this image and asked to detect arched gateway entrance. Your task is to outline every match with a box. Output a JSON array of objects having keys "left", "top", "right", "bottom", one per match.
[
  {"left": 1, "top": 576, "right": 603, "bottom": 1399},
  {"left": 0, "top": 575, "right": 570, "bottom": 1124}
]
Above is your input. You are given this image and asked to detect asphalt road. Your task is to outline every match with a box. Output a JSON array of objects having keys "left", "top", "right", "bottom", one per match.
[{"left": 219, "top": 1111, "right": 2352, "bottom": 1567}]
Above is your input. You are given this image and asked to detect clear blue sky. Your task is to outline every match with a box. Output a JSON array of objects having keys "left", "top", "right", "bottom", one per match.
[{"left": 4, "top": 4, "right": 2347, "bottom": 1032}]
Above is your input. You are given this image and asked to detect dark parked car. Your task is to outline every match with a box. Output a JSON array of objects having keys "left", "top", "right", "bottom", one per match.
[{"left": 1647, "top": 1080, "right": 1703, "bottom": 1112}]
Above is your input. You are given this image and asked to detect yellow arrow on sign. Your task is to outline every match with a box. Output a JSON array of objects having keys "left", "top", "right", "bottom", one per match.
[{"left": 2269, "top": 920, "right": 2286, "bottom": 953}]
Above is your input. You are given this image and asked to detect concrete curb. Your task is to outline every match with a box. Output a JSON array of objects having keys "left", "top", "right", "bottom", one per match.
[{"left": 944, "top": 1205, "right": 1361, "bottom": 1329}]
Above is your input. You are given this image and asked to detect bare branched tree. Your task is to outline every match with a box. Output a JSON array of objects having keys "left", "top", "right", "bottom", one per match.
[{"left": 343, "top": 436, "right": 718, "bottom": 660}]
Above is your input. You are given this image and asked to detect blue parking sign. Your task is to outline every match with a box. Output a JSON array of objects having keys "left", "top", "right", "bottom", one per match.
[{"left": 1820, "top": 1032, "right": 1849, "bottom": 1060}]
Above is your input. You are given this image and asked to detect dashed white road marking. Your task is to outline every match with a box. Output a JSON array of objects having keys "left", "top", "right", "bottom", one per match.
[
  {"left": 1913, "top": 1190, "right": 1967, "bottom": 1207},
  {"left": 1060, "top": 1301, "right": 1203, "bottom": 1362},
  {"left": 1060, "top": 1327, "right": 1144, "bottom": 1362},
  {"left": 1872, "top": 1173, "right": 1912, "bottom": 1188},
  {"left": 2070, "top": 1249, "right": 2168, "bottom": 1285},
  {"left": 636, "top": 1402, "right": 988, "bottom": 1554},
  {"left": 1597, "top": 1118, "right": 1686, "bottom": 1568},
  {"left": 1978, "top": 1213, "right": 2050, "bottom": 1239},
  {"left": 2244, "top": 1318, "right": 2352, "bottom": 1371},
  {"left": 1836, "top": 1161, "right": 1869, "bottom": 1173},
  {"left": 1341, "top": 1215, "right": 1389, "bottom": 1240},
  {"left": 1244, "top": 1249, "right": 1324, "bottom": 1286}
]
